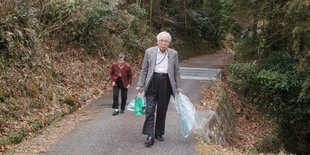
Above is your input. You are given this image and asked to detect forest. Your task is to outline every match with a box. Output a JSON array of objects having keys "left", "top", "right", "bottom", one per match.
[{"left": 0, "top": 0, "right": 309, "bottom": 154}]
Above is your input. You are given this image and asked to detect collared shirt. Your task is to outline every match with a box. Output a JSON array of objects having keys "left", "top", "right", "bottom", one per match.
[
  {"left": 118, "top": 64, "right": 124, "bottom": 76},
  {"left": 155, "top": 47, "right": 168, "bottom": 73}
]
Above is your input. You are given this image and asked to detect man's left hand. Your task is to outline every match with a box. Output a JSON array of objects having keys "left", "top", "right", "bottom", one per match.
[
  {"left": 177, "top": 88, "right": 182, "bottom": 93},
  {"left": 127, "top": 85, "right": 131, "bottom": 89}
]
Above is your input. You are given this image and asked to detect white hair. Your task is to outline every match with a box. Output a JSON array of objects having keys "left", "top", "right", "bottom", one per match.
[{"left": 156, "top": 31, "right": 172, "bottom": 42}]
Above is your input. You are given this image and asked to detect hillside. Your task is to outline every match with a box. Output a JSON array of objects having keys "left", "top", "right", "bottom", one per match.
[
  {"left": 0, "top": 0, "right": 216, "bottom": 151},
  {"left": 0, "top": 0, "right": 152, "bottom": 151}
]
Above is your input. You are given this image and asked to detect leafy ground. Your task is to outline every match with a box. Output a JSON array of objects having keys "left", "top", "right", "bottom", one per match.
[
  {"left": 5, "top": 108, "right": 98, "bottom": 154},
  {"left": 0, "top": 46, "right": 143, "bottom": 153},
  {"left": 197, "top": 68, "right": 277, "bottom": 154}
]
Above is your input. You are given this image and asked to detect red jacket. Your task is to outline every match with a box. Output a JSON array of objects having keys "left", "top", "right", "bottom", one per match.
[{"left": 110, "top": 62, "right": 132, "bottom": 87}]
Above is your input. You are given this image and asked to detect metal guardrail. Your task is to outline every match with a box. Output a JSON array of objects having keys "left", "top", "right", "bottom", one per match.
[{"left": 180, "top": 67, "right": 222, "bottom": 80}]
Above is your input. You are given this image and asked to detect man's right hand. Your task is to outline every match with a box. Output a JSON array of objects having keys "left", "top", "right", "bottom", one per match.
[{"left": 136, "top": 86, "right": 142, "bottom": 93}]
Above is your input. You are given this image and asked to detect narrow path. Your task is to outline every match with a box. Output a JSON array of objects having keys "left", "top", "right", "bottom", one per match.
[{"left": 40, "top": 53, "right": 232, "bottom": 155}]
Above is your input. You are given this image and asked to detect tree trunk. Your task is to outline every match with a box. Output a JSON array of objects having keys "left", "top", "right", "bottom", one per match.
[
  {"left": 153, "top": 0, "right": 160, "bottom": 13},
  {"left": 149, "top": 0, "right": 153, "bottom": 25},
  {"left": 136, "top": 0, "right": 141, "bottom": 6}
]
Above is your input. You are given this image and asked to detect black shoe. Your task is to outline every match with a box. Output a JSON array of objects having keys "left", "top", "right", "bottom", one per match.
[
  {"left": 144, "top": 136, "right": 154, "bottom": 147},
  {"left": 155, "top": 134, "right": 164, "bottom": 141},
  {"left": 120, "top": 110, "right": 124, "bottom": 114},
  {"left": 112, "top": 111, "right": 119, "bottom": 116}
]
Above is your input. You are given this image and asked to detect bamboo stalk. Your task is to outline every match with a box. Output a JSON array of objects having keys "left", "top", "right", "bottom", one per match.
[
  {"left": 150, "top": 0, "right": 153, "bottom": 26},
  {"left": 136, "top": 0, "right": 140, "bottom": 6},
  {"left": 184, "top": 0, "right": 187, "bottom": 30}
]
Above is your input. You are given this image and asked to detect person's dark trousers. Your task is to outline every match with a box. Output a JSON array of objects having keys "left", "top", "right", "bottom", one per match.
[
  {"left": 142, "top": 73, "right": 172, "bottom": 137},
  {"left": 112, "top": 77, "right": 128, "bottom": 110}
]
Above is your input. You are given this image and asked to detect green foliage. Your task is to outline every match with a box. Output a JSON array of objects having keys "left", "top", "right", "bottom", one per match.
[
  {"left": 233, "top": 36, "right": 261, "bottom": 62},
  {"left": 200, "top": 0, "right": 225, "bottom": 45},
  {"left": 229, "top": 56, "right": 310, "bottom": 153},
  {"left": 41, "top": 0, "right": 117, "bottom": 50},
  {"left": 149, "top": 0, "right": 238, "bottom": 50},
  {"left": 203, "top": 136, "right": 210, "bottom": 144},
  {"left": 1, "top": 0, "right": 153, "bottom": 61},
  {"left": 0, "top": 137, "right": 9, "bottom": 148},
  {"left": 228, "top": 63, "right": 258, "bottom": 94},
  {"left": 0, "top": 0, "right": 154, "bottom": 150},
  {"left": 64, "top": 94, "right": 75, "bottom": 106},
  {"left": 127, "top": 4, "right": 147, "bottom": 19},
  {"left": 8, "top": 127, "right": 28, "bottom": 144},
  {"left": 1, "top": 98, "right": 25, "bottom": 120},
  {"left": 230, "top": 0, "right": 310, "bottom": 153},
  {"left": 256, "top": 131, "right": 282, "bottom": 153},
  {"left": 233, "top": 0, "right": 310, "bottom": 61},
  {"left": 257, "top": 70, "right": 289, "bottom": 91},
  {"left": 186, "top": 10, "right": 215, "bottom": 41},
  {"left": 30, "top": 120, "right": 41, "bottom": 132},
  {"left": 44, "top": 113, "right": 57, "bottom": 126},
  {"left": 40, "top": 0, "right": 152, "bottom": 55},
  {"left": 0, "top": 1, "right": 40, "bottom": 64},
  {"left": 174, "top": 39, "right": 213, "bottom": 61}
]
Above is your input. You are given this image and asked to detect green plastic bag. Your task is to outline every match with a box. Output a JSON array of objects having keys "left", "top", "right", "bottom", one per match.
[
  {"left": 134, "top": 92, "right": 146, "bottom": 116},
  {"left": 135, "top": 98, "right": 144, "bottom": 115}
]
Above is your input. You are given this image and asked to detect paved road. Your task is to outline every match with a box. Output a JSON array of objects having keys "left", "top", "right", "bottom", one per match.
[{"left": 44, "top": 54, "right": 230, "bottom": 155}]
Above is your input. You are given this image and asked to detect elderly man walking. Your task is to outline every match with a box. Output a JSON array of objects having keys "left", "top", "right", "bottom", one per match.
[{"left": 136, "top": 31, "right": 182, "bottom": 147}]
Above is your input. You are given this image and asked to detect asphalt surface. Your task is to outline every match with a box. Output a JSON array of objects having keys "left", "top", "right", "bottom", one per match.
[{"left": 44, "top": 54, "right": 229, "bottom": 155}]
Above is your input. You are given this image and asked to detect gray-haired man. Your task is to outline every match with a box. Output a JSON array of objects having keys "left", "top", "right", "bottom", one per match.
[{"left": 136, "top": 31, "right": 182, "bottom": 147}]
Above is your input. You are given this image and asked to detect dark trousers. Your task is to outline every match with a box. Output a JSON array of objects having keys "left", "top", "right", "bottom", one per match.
[
  {"left": 112, "top": 77, "right": 128, "bottom": 110},
  {"left": 142, "top": 73, "right": 172, "bottom": 137}
]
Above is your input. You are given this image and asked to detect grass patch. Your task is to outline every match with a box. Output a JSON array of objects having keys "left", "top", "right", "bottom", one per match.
[{"left": 8, "top": 127, "right": 28, "bottom": 144}]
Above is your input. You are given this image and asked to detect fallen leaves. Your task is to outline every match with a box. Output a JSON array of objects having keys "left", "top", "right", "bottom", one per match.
[
  {"left": 0, "top": 47, "right": 142, "bottom": 153},
  {"left": 199, "top": 67, "right": 275, "bottom": 154},
  {"left": 11, "top": 108, "right": 98, "bottom": 154}
]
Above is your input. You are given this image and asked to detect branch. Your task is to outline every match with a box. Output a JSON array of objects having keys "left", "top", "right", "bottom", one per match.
[{"left": 154, "top": 15, "right": 179, "bottom": 25}]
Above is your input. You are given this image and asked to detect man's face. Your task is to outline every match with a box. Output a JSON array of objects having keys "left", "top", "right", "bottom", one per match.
[
  {"left": 157, "top": 34, "right": 170, "bottom": 52},
  {"left": 118, "top": 58, "right": 125, "bottom": 65}
]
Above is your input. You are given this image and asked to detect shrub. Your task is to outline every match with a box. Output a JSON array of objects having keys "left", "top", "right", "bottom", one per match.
[
  {"left": 41, "top": 0, "right": 118, "bottom": 53},
  {"left": 0, "top": 137, "right": 9, "bottom": 148},
  {"left": 30, "top": 120, "right": 41, "bottom": 132},
  {"left": 228, "top": 54, "right": 310, "bottom": 153},
  {"left": 39, "top": 0, "right": 152, "bottom": 56},
  {"left": 64, "top": 94, "right": 75, "bottom": 106},
  {"left": 0, "top": 0, "right": 154, "bottom": 151},
  {"left": 3, "top": 98, "right": 24, "bottom": 120},
  {"left": 8, "top": 127, "right": 28, "bottom": 144},
  {"left": 0, "top": 1, "right": 40, "bottom": 64},
  {"left": 228, "top": 63, "right": 258, "bottom": 95}
]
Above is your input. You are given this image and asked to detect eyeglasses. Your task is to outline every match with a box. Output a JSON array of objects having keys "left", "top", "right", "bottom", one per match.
[{"left": 158, "top": 39, "right": 170, "bottom": 43}]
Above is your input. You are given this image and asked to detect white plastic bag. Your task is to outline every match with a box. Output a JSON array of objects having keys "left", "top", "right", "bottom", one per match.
[
  {"left": 127, "top": 99, "right": 135, "bottom": 111},
  {"left": 126, "top": 92, "right": 146, "bottom": 114},
  {"left": 175, "top": 93, "right": 201, "bottom": 137}
]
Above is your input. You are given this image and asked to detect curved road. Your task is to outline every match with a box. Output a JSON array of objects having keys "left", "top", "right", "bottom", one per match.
[{"left": 44, "top": 53, "right": 231, "bottom": 155}]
